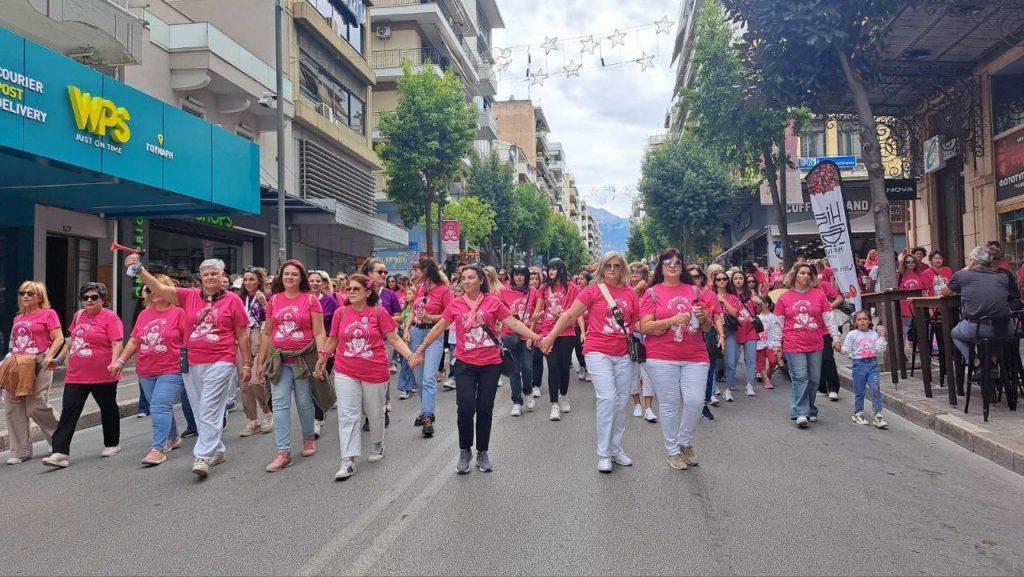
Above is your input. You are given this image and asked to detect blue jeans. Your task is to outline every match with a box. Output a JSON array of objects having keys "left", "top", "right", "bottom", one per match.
[
  {"left": 951, "top": 319, "right": 995, "bottom": 362},
  {"left": 271, "top": 364, "right": 315, "bottom": 453},
  {"left": 410, "top": 326, "right": 443, "bottom": 417},
  {"left": 138, "top": 373, "right": 183, "bottom": 450},
  {"left": 502, "top": 334, "right": 533, "bottom": 405},
  {"left": 705, "top": 362, "right": 716, "bottom": 403},
  {"left": 724, "top": 333, "right": 757, "bottom": 389},
  {"left": 137, "top": 382, "right": 150, "bottom": 415},
  {"left": 852, "top": 358, "right": 882, "bottom": 413},
  {"left": 784, "top": 350, "right": 823, "bottom": 419},
  {"left": 397, "top": 357, "right": 416, "bottom": 392},
  {"left": 180, "top": 385, "right": 197, "bottom": 433}
]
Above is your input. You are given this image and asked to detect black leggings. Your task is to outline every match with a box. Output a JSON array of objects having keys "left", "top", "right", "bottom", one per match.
[
  {"left": 453, "top": 361, "right": 501, "bottom": 451},
  {"left": 546, "top": 335, "right": 577, "bottom": 403},
  {"left": 532, "top": 344, "right": 545, "bottom": 391},
  {"left": 819, "top": 335, "right": 840, "bottom": 394},
  {"left": 52, "top": 382, "right": 120, "bottom": 455},
  {"left": 573, "top": 327, "right": 586, "bottom": 369}
]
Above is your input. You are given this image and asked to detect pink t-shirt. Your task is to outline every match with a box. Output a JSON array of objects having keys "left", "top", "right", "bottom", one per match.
[
  {"left": 442, "top": 294, "right": 512, "bottom": 366},
  {"left": 499, "top": 287, "right": 537, "bottom": 339},
  {"left": 175, "top": 288, "right": 248, "bottom": 365},
  {"left": 331, "top": 305, "right": 398, "bottom": 383},
  {"left": 266, "top": 292, "right": 324, "bottom": 351},
  {"left": 413, "top": 284, "right": 453, "bottom": 323},
  {"left": 897, "top": 270, "right": 925, "bottom": 318},
  {"left": 9, "top": 308, "right": 60, "bottom": 355},
  {"left": 774, "top": 289, "right": 831, "bottom": 353},
  {"left": 131, "top": 306, "right": 187, "bottom": 377},
  {"left": 640, "top": 283, "right": 717, "bottom": 363},
  {"left": 66, "top": 308, "right": 124, "bottom": 384},
  {"left": 920, "top": 266, "right": 954, "bottom": 297},
  {"left": 724, "top": 294, "right": 759, "bottom": 344},
  {"left": 575, "top": 284, "right": 640, "bottom": 357},
  {"left": 538, "top": 283, "right": 580, "bottom": 337},
  {"left": 816, "top": 282, "right": 840, "bottom": 337}
]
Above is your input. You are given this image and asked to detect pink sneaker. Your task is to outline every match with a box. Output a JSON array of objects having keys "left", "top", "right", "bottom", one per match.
[
  {"left": 266, "top": 451, "right": 293, "bottom": 472},
  {"left": 301, "top": 437, "right": 316, "bottom": 457},
  {"left": 164, "top": 437, "right": 182, "bottom": 452},
  {"left": 142, "top": 449, "right": 167, "bottom": 466},
  {"left": 763, "top": 376, "right": 775, "bottom": 390}
]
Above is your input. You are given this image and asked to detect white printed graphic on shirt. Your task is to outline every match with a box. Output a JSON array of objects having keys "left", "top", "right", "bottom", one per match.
[
  {"left": 342, "top": 316, "right": 374, "bottom": 359},
  {"left": 69, "top": 326, "right": 93, "bottom": 358},
  {"left": 139, "top": 318, "right": 169, "bottom": 354},
  {"left": 191, "top": 308, "right": 221, "bottom": 343},
  {"left": 510, "top": 294, "right": 528, "bottom": 321},
  {"left": 791, "top": 299, "right": 820, "bottom": 331},
  {"left": 602, "top": 298, "right": 630, "bottom": 334},
  {"left": 273, "top": 306, "right": 305, "bottom": 343},
  {"left": 9, "top": 322, "right": 39, "bottom": 354},
  {"left": 544, "top": 290, "right": 565, "bottom": 323},
  {"left": 666, "top": 295, "right": 693, "bottom": 342},
  {"left": 462, "top": 310, "right": 496, "bottom": 351}
]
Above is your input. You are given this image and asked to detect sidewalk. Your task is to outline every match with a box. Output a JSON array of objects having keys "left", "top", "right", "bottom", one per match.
[
  {"left": 0, "top": 367, "right": 144, "bottom": 453},
  {"left": 836, "top": 359, "right": 1024, "bottom": 477}
]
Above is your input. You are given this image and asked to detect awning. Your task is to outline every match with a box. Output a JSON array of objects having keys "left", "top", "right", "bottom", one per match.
[
  {"left": 769, "top": 212, "right": 878, "bottom": 238},
  {"left": 260, "top": 190, "right": 409, "bottom": 252},
  {"left": 716, "top": 227, "right": 768, "bottom": 262}
]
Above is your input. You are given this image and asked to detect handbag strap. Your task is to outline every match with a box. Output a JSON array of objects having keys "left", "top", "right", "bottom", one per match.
[{"left": 598, "top": 283, "right": 630, "bottom": 337}]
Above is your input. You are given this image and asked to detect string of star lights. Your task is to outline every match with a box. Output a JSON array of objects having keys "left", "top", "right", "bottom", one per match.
[{"left": 490, "top": 16, "right": 675, "bottom": 86}]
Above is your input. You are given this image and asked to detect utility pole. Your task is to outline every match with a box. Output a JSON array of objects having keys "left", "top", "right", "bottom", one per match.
[{"left": 275, "top": 0, "right": 287, "bottom": 271}]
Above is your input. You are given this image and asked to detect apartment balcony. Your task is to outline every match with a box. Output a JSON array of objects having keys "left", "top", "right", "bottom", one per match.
[
  {"left": 477, "top": 107, "right": 497, "bottom": 140},
  {"left": 371, "top": 47, "right": 449, "bottom": 82},
  {"left": 371, "top": 0, "right": 479, "bottom": 86},
  {"left": 293, "top": 1, "right": 374, "bottom": 85},
  {"left": 2, "top": 0, "right": 143, "bottom": 65},
  {"left": 476, "top": 61, "right": 497, "bottom": 96}
]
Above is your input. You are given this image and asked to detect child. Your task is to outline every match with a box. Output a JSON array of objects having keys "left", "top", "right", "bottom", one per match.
[
  {"left": 755, "top": 298, "right": 780, "bottom": 389},
  {"left": 841, "top": 310, "right": 889, "bottom": 429}
]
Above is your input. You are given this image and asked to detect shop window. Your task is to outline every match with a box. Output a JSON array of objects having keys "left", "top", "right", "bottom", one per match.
[
  {"left": 992, "top": 73, "right": 1024, "bottom": 136},
  {"left": 800, "top": 122, "right": 825, "bottom": 158},
  {"left": 838, "top": 127, "right": 861, "bottom": 158},
  {"left": 350, "top": 96, "right": 364, "bottom": 135}
]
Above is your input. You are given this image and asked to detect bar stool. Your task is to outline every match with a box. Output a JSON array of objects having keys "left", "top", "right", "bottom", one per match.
[{"left": 964, "top": 319, "right": 1013, "bottom": 422}]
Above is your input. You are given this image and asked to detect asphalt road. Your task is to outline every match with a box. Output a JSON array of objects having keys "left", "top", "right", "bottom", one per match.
[{"left": 2, "top": 365, "right": 1023, "bottom": 576}]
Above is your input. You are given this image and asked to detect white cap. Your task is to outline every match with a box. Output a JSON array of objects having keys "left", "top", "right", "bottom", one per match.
[{"left": 231, "top": 278, "right": 243, "bottom": 289}]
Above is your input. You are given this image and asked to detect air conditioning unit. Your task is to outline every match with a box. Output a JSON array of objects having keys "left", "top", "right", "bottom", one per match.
[
  {"left": 376, "top": 26, "right": 392, "bottom": 40},
  {"left": 315, "top": 102, "right": 329, "bottom": 116}
]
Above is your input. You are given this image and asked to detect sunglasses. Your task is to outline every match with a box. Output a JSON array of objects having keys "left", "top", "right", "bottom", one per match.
[
  {"left": 243, "top": 267, "right": 261, "bottom": 274},
  {"left": 81, "top": 294, "right": 102, "bottom": 302},
  {"left": 346, "top": 286, "right": 365, "bottom": 293},
  {"left": 715, "top": 277, "right": 729, "bottom": 282},
  {"left": 662, "top": 259, "right": 682, "bottom": 267},
  {"left": 17, "top": 291, "right": 35, "bottom": 297},
  {"left": 374, "top": 269, "right": 388, "bottom": 275},
  {"left": 604, "top": 263, "right": 623, "bottom": 270}
]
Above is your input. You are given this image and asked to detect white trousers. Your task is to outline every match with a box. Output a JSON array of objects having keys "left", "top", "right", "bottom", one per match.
[
  {"left": 183, "top": 361, "right": 234, "bottom": 459},
  {"left": 645, "top": 359, "right": 707, "bottom": 456},
  {"left": 335, "top": 373, "right": 388, "bottom": 459},
  {"left": 585, "top": 353, "right": 634, "bottom": 459},
  {"left": 629, "top": 362, "right": 654, "bottom": 397}
]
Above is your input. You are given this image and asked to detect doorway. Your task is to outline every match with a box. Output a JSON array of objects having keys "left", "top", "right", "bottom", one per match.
[
  {"left": 45, "top": 235, "right": 97, "bottom": 328},
  {"left": 934, "top": 163, "right": 966, "bottom": 270}
]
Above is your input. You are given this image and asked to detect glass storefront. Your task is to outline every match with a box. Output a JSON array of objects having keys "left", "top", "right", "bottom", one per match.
[
  {"left": 148, "top": 224, "right": 242, "bottom": 286},
  {"left": 1000, "top": 208, "right": 1024, "bottom": 274}
]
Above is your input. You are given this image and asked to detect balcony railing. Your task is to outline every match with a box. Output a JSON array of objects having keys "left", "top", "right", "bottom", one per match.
[
  {"left": 370, "top": 47, "right": 450, "bottom": 70},
  {"left": 374, "top": 0, "right": 461, "bottom": 37}
]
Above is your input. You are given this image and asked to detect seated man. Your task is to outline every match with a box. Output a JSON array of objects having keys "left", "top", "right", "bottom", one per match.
[{"left": 942, "top": 246, "right": 1012, "bottom": 368}]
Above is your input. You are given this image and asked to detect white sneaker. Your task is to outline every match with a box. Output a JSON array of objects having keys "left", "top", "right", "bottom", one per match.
[
  {"left": 724, "top": 389, "right": 735, "bottom": 402},
  {"left": 745, "top": 383, "right": 756, "bottom": 397},
  {"left": 192, "top": 457, "right": 209, "bottom": 477},
  {"left": 525, "top": 396, "right": 536, "bottom": 411},
  {"left": 644, "top": 407, "right": 658, "bottom": 422},
  {"left": 577, "top": 368, "right": 585, "bottom": 380},
  {"left": 559, "top": 398, "right": 571, "bottom": 413},
  {"left": 510, "top": 404, "right": 522, "bottom": 417},
  {"left": 851, "top": 412, "right": 869, "bottom": 425},
  {"left": 828, "top": 391, "right": 840, "bottom": 401},
  {"left": 549, "top": 404, "right": 561, "bottom": 421},
  {"left": 796, "top": 416, "right": 809, "bottom": 428},
  {"left": 633, "top": 403, "right": 643, "bottom": 418},
  {"left": 872, "top": 412, "right": 888, "bottom": 429},
  {"left": 582, "top": 369, "right": 590, "bottom": 382},
  {"left": 442, "top": 377, "right": 457, "bottom": 391},
  {"left": 498, "top": 377, "right": 506, "bottom": 387},
  {"left": 7, "top": 457, "right": 25, "bottom": 465},
  {"left": 532, "top": 388, "right": 541, "bottom": 398},
  {"left": 399, "top": 390, "right": 410, "bottom": 400},
  {"left": 709, "top": 394, "right": 721, "bottom": 406},
  {"left": 313, "top": 420, "right": 322, "bottom": 439},
  {"left": 597, "top": 457, "right": 613, "bottom": 473},
  {"left": 208, "top": 453, "right": 226, "bottom": 467},
  {"left": 100, "top": 446, "right": 121, "bottom": 457},
  {"left": 613, "top": 452, "right": 633, "bottom": 466},
  {"left": 240, "top": 420, "right": 260, "bottom": 437},
  {"left": 808, "top": 416, "right": 818, "bottom": 422},
  {"left": 260, "top": 413, "right": 274, "bottom": 434},
  {"left": 42, "top": 453, "right": 69, "bottom": 468}
]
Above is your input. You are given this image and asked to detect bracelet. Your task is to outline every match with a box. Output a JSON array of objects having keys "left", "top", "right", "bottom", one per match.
[
  {"left": 318, "top": 350, "right": 334, "bottom": 358},
  {"left": 116, "top": 359, "right": 126, "bottom": 366},
  {"left": 242, "top": 364, "right": 252, "bottom": 369}
]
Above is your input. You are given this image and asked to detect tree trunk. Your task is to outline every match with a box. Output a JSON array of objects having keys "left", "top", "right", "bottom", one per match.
[
  {"left": 762, "top": 143, "right": 792, "bottom": 271},
  {"left": 436, "top": 195, "right": 445, "bottom": 264},
  {"left": 837, "top": 49, "right": 896, "bottom": 293},
  {"left": 423, "top": 184, "right": 435, "bottom": 259}
]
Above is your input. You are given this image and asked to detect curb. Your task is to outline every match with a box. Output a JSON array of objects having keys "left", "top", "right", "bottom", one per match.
[
  {"left": 837, "top": 371, "right": 1024, "bottom": 477},
  {"left": 0, "top": 399, "right": 141, "bottom": 454}
]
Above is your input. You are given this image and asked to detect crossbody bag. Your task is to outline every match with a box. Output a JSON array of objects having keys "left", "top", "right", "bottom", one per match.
[
  {"left": 466, "top": 295, "right": 519, "bottom": 377},
  {"left": 598, "top": 283, "right": 645, "bottom": 363}
]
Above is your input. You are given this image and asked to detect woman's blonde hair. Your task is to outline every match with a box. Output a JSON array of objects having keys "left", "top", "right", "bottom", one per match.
[
  {"left": 17, "top": 280, "right": 50, "bottom": 314},
  {"left": 144, "top": 274, "right": 176, "bottom": 307},
  {"left": 628, "top": 261, "right": 649, "bottom": 281},
  {"left": 484, "top": 265, "right": 503, "bottom": 295},
  {"left": 596, "top": 252, "right": 629, "bottom": 288}
]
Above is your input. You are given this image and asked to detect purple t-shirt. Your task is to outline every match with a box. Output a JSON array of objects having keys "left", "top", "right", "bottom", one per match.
[
  {"left": 379, "top": 288, "right": 402, "bottom": 317},
  {"left": 319, "top": 293, "right": 340, "bottom": 336}
]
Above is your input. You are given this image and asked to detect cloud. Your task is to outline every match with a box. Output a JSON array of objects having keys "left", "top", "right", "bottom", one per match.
[{"left": 493, "top": 0, "right": 677, "bottom": 218}]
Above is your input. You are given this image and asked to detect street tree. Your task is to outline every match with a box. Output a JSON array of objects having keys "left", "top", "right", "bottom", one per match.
[
  {"left": 720, "top": 0, "right": 903, "bottom": 290},
  {"left": 442, "top": 196, "right": 496, "bottom": 250},
  {"left": 466, "top": 150, "right": 516, "bottom": 266},
  {"left": 626, "top": 222, "right": 646, "bottom": 263},
  {"left": 685, "top": 0, "right": 806, "bottom": 270},
  {"left": 377, "top": 60, "right": 478, "bottom": 259},
  {"left": 541, "top": 216, "right": 588, "bottom": 274},
  {"left": 510, "top": 183, "right": 552, "bottom": 265},
  {"left": 639, "top": 134, "right": 735, "bottom": 262}
]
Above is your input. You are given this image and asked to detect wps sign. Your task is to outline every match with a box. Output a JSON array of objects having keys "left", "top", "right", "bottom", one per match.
[
  {"left": 806, "top": 161, "right": 861, "bottom": 311},
  {"left": 67, "top": 85, "right": 131, "bottom": 147}
]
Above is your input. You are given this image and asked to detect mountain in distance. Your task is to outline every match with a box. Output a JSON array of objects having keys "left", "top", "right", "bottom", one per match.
[{"left": 590, "top": 207, "right": 629, "bottom": 255}]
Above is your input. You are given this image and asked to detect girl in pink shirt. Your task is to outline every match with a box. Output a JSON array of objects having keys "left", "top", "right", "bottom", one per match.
[
  {"left": 540, "top": 252, "right": 642, "bottom": 473},
  {"left": 639, "top": 249, "right": 716, "bottom": 470},
  {"left": 112, "top": 274, "right": 188, "bottom": 466},
  {"left": 5, "top": 281, "right": 62, "bottom": 465},
  {"left": 43, "top": 283, "right": 124, "bottom": 469},
  {"left": 415, "top": 264, "right": 540, "bottom": 475},
  {"left": 722, "top": 271, "right": 761, "bottom": 400},
  {"left": 316, "top": 274, "right": 419, "bottom": 480},
  {"left": 498, "top": 265, "right": 538, "bottom": 414},
  {"left": 769, "top": 264, "right": 841, "bottom": 428},
  {"left": 533, "top": 258, "right": 585, "bottom": 419}
]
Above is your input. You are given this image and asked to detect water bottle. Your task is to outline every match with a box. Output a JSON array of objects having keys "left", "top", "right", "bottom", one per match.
[
  {"left": 126, "top": 262, "right": 142, "bottom": 278},
  {"left": 932, "top": 274, "right": 944, "bottom": 296},
  {"left": 690, "top": 305, "right": 701, "bottom": 331}
]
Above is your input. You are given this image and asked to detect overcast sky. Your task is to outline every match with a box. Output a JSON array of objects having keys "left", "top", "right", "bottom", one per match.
[{"left": 492, "top": 0, "right": 678, "bottom": 219}]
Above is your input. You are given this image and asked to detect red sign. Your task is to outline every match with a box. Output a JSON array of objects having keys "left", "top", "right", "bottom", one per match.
[
  {"left": 995, "top": 126, "right": 1024, "bottom": 201},
  {"left": 441, "top": 220, "right": 460, "bottom": 255}
]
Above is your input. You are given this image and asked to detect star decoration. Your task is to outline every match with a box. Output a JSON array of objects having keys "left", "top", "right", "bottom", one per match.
[
  {"left": 580, "top": 35, "right": 599, "bottom": 54},
  {"left": 608, "top": 29, "right": 626, "bottom": 47},
  {"left": 637, "top": 53, "right": 655, "bottom": 71},
  {"left": 540, "top": 36, "right": 559, "bottom": 54},
  {"left": 655, "top": 16, "right": 675, "bottom": 35},
  {"left": 563, "top": 60, "right": 582, "bottom": 78},
  {"left": 497, "top": 59, "right": 511, "bottom": 72},
  {"left": 530, "top": 69, "right": 549, "bottom": 86},
  {"left": 496, "top": 47, "right": 512, "bottom": 60}
]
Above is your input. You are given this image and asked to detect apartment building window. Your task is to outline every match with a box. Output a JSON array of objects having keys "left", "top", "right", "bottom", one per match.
[
  {"left": 306, "top": 0, "right": 364, "bottom": 54},
  {"left": 800, "top": 122, "right": 825, "bottom": 158},
  {"left": 299, "top": 53, "right": 366, "bottom": 136},
  {"left": 838, "top": 126, "right": 861, "bottom": 158}
]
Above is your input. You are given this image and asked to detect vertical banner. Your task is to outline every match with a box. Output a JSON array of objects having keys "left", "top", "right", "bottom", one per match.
[
  {"left": 806, "top": 161, "right": 862, "bottom": 311},
  {"left": 441, "top": 220, "right": 460, "bottom": 256}
]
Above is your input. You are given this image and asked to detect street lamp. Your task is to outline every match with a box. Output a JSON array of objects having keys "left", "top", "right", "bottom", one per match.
[{"left": 275, "top": 0, "right": 287, "bottom": 271}]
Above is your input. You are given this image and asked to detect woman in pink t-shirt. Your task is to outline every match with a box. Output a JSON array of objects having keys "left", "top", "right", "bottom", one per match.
[
  {"left": 498, "top": 265, "right": 538, "bottom": 415},
  {"left": 770, "top": 264, "right": 842, "bottom": 428},
  {"left": 722, "top": 271, "right": 762, "bottom": 400},
  {"left": 415, "top": 264, "right": 540, "bottom": 475},
  {"left": 539, "top": 252, "right": 642, "bottom": 473},
  {"left": 42, "top": 283, "right": 124, "bottom": 469},
  {"left": 255, "top": 259, "right": 328, "bottom": 473},
  {"left": 532, "top": 258, "right": 585, "bottom": 420},
  {"left": 315, "top": 274, "right": 419, "bottom": 480},
  {"left": 897, "top": 253, "right": 925, "bottom": 341},
  {"left": 639, "top": 249, "right": 716, "bottom": 470},
  {"left": 402, "top": 258, "right": 452, "bottom": 438},
  {"left": 5, "top": 281, "right": 63, "bottom": 465},
  {"left": 112, "top": 274, "right": 188, "bottom": 466}
]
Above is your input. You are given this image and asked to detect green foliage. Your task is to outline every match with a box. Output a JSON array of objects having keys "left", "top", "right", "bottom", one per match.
[
  {"left": 626, "top": 222, "right": 646, "bottom": 263},
  {"left": 377, "top": 60, "right": 478, "bottom": 255},
  {"left": 639, "top": 134, "right": 736, "bottom": 259},
  {"left": 625, "top": 216, "right": 666, "bottom": 263},
  {"left": 543, "top": 216, "right": 589, "bottom": 274},
  {"left": 466, "top": 151, "right": 516, "bottom": 236},
  {"left": 511, "top": 183, "right": 552, "bottom": 260},
  {"left": 442, "top": 196, "right": 496, "bottom": 246}
]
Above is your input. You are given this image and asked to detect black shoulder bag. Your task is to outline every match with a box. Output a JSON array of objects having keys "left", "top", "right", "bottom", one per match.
[{"left": 600, "top": 283, "right": 645, "bottom": 363}]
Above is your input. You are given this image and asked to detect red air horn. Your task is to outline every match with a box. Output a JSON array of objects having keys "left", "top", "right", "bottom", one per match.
[{"left": 110, "top": 241, "right": 145, "bottom": 255}]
